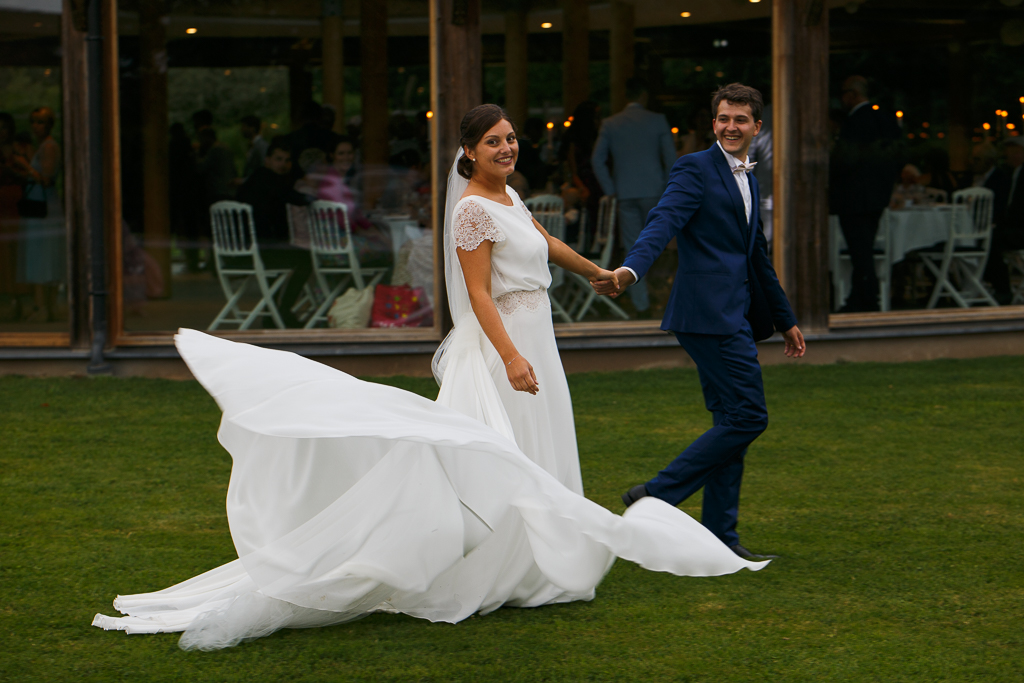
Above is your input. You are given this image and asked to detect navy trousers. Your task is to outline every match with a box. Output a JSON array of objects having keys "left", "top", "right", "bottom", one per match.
[{"left": 645, "top": 321, "right": 768, "bottom": 547}]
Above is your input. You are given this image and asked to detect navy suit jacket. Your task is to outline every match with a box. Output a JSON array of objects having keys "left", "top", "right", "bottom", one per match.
[{"left": 622, "top": 146, "right": 797, "bottom": 337}]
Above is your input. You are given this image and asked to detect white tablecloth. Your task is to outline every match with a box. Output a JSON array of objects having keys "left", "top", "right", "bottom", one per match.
[{"left": 829, "top": 206, "right": 954, "bottom": 310}]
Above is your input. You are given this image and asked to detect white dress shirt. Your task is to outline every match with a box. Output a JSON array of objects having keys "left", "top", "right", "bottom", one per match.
[
  {"left": 717, "top": 140, "right": 753, "bottom": 223},
  {"left": 620, "top": 141, "right": 755, "bottom": 287}
]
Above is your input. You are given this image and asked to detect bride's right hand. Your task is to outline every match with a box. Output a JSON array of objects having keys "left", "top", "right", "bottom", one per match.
[{"left": 506, "top": 355, "right": 539, "bottom": 395}]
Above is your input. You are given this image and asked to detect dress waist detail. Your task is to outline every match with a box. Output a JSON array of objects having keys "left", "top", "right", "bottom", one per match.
[{"left": 493, "top": 288, "right": 548, "bottom": 316}]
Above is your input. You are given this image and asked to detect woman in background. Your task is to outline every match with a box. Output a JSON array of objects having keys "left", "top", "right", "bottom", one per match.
[{"left": 14, "top": 107, "right": 63, "bottom": 323}]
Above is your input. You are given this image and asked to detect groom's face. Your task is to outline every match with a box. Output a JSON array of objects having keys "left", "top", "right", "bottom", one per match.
[{"left": 713, "top": 101, "right": 761, "bottom": 159}]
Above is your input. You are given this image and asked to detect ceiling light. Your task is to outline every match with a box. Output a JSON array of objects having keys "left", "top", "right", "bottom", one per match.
[
  {"left": 872, "top": 105, "right": 880, "bottom": 110},
  {"left": 425, "top": 111, "right": 434, "bottom": 119},
  {"left": 680, "top": 12, "right": 692, "bottom": 18},
  {"left": 896, "top": 110, "right": 904, "bottom": 118},
  {"left": 186, "top": 27, "right": 198, "bottom": 34},
  {"left": 541, "top": 22, "right": 552, "bottom": 29},
  {"left": 546, "top": 122, "right": 554, "bottom": 129}
]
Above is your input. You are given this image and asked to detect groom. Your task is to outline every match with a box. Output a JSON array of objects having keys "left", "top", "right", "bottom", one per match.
[{"left": 594, "top": 83, "right": 805, "bottom": 560}]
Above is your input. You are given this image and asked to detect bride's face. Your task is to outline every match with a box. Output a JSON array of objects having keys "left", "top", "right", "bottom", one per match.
[{"left": 467, "top": 119, "right": 518, "bottom": 180}]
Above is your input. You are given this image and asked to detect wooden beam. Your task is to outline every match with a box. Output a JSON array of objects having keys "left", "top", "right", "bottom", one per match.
[
  {"left": 63, "top": 0, "right": 89, "bottom": 347},
  {"left": 561, "top": 0, "right": 589, "bottom": 119},
  {"left": 609, "top": 0, "right": 634, "bottom": 115},
  {"left": 504, "top": 8, "right": 528, "bottom": 127},
  {"left": 138, "top": 0, "right": 172, "bottom": 298},
  {"left": 947, "top": 37, "right": 970, "bottom": 174},
  {"left": 430, "top": 0, "right": 481, "bottom": 333},
  {"left": 322, "top": 0, "right": 345, "bottom": 131},
  {"left": 361, "top": 0, "right": 389, "bottom": 208},
  {"left": 772, "top": 0, "right": 829, "bottom": 332},
  {"left": 103, "top": 0, "right": 125, "bottom": 346}
]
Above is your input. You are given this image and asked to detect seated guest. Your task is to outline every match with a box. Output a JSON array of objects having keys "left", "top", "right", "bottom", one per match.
[
  {"left": 919, "top": 148, "right": 957, "bottom": 200},
  {"left": 236, "top": 138, "right": 312, "bottom": 327},
  {"left": 890, "top": 164, "right": 926, "bottom": 208},
  {"left": 239, "top": 115, "right": 268, "bottom": 181}
]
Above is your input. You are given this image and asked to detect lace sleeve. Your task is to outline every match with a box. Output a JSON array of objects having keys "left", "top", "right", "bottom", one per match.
[
  {"left": 520, "top": 201, "right": 533, "bottom": 222},
  {"left": 453, "top": 199, "right": 506, "bottom": 251}
]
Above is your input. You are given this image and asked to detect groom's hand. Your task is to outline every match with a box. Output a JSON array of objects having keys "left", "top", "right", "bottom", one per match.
[
  {"left": 782, "top": 325, "right": 806, "bottom": 358},
  {"left": 591, "top": 267, "right": 635, "bottom": 297}
]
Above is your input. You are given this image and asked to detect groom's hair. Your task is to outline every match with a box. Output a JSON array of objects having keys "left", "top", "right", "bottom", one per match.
[
  {"left": 458, "top": 104, "right": 517, "bottom": 179},
  {"left": 711, "top": 83, "right": 763, "bottom": 122}
]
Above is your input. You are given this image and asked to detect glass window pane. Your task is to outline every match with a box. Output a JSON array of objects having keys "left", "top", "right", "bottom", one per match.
[
  {"left": 829, "top": 2, "right": 1024, "bottom": 314},
  {"left": 0, "top": 2, "right": 68, "bottom": 334},
  {"left": 119, "top": 2, "right": 435, "bottom": 335}
]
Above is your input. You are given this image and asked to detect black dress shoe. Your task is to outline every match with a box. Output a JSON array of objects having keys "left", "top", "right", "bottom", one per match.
[
  {"left": 621, "top": 484, "right": 649, "bottom": 508},
  {"left": 730, "top": 544, "right": 779, "bottom": 560}
]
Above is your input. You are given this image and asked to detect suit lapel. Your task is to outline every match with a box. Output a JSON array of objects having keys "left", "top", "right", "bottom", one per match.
[
  {"left": 711, "top": 148, "right": 751, "bottom": 246},
  {"left": 748, "top": 175, "right": 759, "bottom": 256}
]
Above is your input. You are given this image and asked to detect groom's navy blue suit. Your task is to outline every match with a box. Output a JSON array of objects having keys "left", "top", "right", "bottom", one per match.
[{"left": 622, "top": 144, "right": 797, "bottom": 547}]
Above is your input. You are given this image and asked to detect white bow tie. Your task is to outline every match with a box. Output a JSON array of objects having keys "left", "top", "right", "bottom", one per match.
[{"left": 732, "top": 162, "right": 757, "bottom": 175}]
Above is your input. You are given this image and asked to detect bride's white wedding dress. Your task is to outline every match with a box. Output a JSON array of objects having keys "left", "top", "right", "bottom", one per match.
[{"left": 92, "top": 166, "right": 766, "bottom": 651}]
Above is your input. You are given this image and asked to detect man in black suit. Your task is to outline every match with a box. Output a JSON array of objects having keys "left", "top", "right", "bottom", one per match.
[
  {"left": 829, "top": 76, "right": 902, "bottom": 312},
  {"left": 985, "top": 138, "right": 1024, "bottom": 302},
  {"left": 236, "top": 137, "right": 312, "bottom": 328}
]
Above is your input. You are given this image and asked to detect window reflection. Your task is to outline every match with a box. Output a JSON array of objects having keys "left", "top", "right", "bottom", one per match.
[
  {"left": 0, "top": 4, "right": 67, "bottom": 333},
  {"left": 120, "top": 4, "right": 434, "bottom": 333},
  {"left": 829, "top": 2, "right": 1024, "bottom": 313}
]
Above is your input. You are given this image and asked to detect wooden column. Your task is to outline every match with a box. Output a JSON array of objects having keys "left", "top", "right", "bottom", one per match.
[
  {"left": 504, "top": 8, "right": 528, "bottom": 127},
  {"left": 772, "top": 0, "right": 829, "bottom": 331},
  {"left": 561, "top": 0, "right": 589, "bottom": 119},
  {"left": 947, "top": 38, "right": 971, "bottom": 174},
  {"left": 322, "top": 0, "right": 345, "bottom": 131},
  {"left": 63, "top": 0, "right": 89, "bottom": 345},
  {"left": 361, "top": 0, "right": 389, "bottom": 208},
  {"left": 430, "top": 0, "right": 481, "bottom": 331},
  {"left": 138, "top": 0, "right": 171, "bottom": 296},
  {"left": 609, "top": 0, "right": 634, "bottom": 115},
  {"left": 288, "top": 63, "right": 313, "bottom": 130}
]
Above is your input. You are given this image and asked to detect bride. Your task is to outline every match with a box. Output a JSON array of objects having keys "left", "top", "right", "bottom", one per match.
[{"left": 93, "top": 105, "right": 767, "bottom": 651}]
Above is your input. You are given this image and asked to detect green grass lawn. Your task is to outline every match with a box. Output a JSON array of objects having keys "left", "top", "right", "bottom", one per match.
[{"left": 2, "top": 356, "right": 1023, "bottom": 682}]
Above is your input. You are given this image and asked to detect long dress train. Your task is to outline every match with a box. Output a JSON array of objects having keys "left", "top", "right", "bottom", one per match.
[{"left": 92, "top": 327, "right": 765, "bottom": 649}]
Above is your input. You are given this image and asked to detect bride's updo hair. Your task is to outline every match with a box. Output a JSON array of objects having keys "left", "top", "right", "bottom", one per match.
[{"left": 457, "top": 104, "right": 517, "bottom": 180}]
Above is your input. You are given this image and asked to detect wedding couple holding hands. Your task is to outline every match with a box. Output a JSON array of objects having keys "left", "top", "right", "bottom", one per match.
[{"left": 94, "top": 83, "right": 805, "bottom": 650}]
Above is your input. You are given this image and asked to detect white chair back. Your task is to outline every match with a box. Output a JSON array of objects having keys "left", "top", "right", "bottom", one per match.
[
  {"left": 950, "top": 186, "right": 994, "bottom": 241},
  {"left": 210, "top": 201, "right": 258, "bottom": 256},
  {"left": 308, "top": 200, "right": 356, "bottom": 258},
  {"left": 526, "top": 194, "right": 565, "bottom": 241}
]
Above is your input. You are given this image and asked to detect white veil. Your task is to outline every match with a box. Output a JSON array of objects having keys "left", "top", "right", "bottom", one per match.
[{"left": 430, "top": 147, "right": 471, "bottom": 385}]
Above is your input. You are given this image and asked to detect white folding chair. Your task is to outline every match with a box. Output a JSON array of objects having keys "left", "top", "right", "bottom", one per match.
[
  {"left": 830, "top": 211, "right": 893, "bottom": 312},
  {"left": 303, "top": 200, "right": 388, "bottom": 329},
  {"left": 526, "top": 194, "right": 572, "bottom": 323},
  {"left": 208, "top": 201, "right": 293, "bottom": 330},
  {"left": 1004, "top": 249, "right": 1024, "bottom": 305},
  {"left": 920, "top": 187, "right": 998, "bottom": 308},
  {"left": 564, "top": 196, "right": 629, "bottom": 321}
]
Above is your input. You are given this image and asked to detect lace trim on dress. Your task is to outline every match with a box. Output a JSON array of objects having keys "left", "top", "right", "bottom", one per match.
[
  {"left": 520, "top": 202, "right": 533, "bottom": 222},
  {"left": 493, "top": 289, "right": 548, "bottom": 316},
  {"left": 453, "top": 199, "right": 507, "bottom": 251}
]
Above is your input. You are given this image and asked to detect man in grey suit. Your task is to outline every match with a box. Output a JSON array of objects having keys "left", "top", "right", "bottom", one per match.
[{"left": 592, "top": 78, "right": 677, "bottom": 316}]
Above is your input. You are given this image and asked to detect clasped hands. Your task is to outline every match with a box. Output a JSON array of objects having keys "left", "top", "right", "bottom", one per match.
[
  {"left": 588, "top": 269, "right": 807, "bottom": 359},
  {"left": 590, "top": 267, "right": 635, "bottom": 297}
]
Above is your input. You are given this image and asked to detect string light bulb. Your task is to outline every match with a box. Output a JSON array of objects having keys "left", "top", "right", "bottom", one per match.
[
  {"left": 896, "top": 110, "right": 904, "bottom": 118},
  {"left": 186, "top": 27, "right": 198, "bottom": 34},
  {"left": 546, "top": 122, "right": 554, "bottom": 129},
  {"left": 872, "top": 104, "right": 880, "bottom": 110},
  {"left": 425, "top": 111, "right": 433, "bottom": 119},
  {"left": 680, "top": 12, "right": 692, "bottom": 18},
  {"left": 541, "top": 22, "right": 552, "bottom": 29}
]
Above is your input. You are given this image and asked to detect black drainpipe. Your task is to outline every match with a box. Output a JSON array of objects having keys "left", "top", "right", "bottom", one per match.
[{"left": 86, "top": 0, "right": 111, "bottom": 375}]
